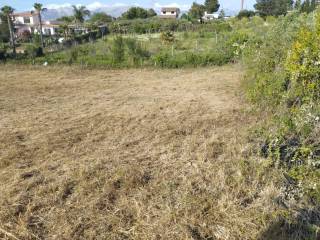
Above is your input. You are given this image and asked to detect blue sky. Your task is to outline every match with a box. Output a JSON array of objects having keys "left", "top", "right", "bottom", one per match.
[{"left": 1, "top": 0, "right": 256, "bottom": 12}]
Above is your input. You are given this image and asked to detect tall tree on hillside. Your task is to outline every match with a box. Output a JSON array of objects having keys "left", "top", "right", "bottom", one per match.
[
  {"left": 72, "top": 5, "right": 90, "bottom": 26},
  {"left": 33, "top": 3, "right": 47, "bottom": 49},
  {"left": 205, "top": 0, "right": 220, "bottom": 13},
  {"left": 294, "top": 0, "right": 302, "bottom": 10},
  {"left": 1, "top": 6, "right": 15, "bottom": 55},
  {"left": 254, "top": 0, "right": 294, "bottom": 16},
  {"left": 189, "top": 2, "right": 206, "bottom": 22},
  {"left": 301, "top": 0, "right": 311, "bottom": 12},
  {"left": 301, "top": 0, "right": 317, "bottom": 12},
  {"left": 311, "top": 0, "right": 317, "bottom": 11}
]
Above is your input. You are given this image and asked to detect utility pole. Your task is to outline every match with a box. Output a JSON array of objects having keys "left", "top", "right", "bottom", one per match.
[{"left": 241, "top": 0, "right": 244, "bottom": 10}]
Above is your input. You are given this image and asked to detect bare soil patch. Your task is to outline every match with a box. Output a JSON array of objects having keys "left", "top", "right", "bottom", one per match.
[{"left": 0, "top": 65, "right": 278, "bottom": 239}]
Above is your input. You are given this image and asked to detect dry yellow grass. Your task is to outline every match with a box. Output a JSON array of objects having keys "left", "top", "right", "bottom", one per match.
[{"left": 0, "top": 65, "right": 281, "bottom": 239}]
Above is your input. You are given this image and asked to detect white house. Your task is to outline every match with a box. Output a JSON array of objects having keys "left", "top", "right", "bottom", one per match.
[
  {"left": 38, "top": 21, "right": 62, "bottom": 35},
  {"left": 159, "top": 7, "right": 180, "bottom": 19},
  {"left": 13, "top": 11, "right": 39, "bottom": 26},
  {"left": 202, "top": 12, "right": 219, "bottom": 21},
  {"left": 13, "top": 11, "right": 39, "bottom": 35},
  {"left": 13, "top": 11, "right": 62, "bottom": 36}
]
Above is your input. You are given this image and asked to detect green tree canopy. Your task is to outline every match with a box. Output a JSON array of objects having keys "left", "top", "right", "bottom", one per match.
[
  {"left": 33, "top": 3, "right": 47, "bottom": 49},
  {"left": 72, "top": 5, "right": 90, "bottom": 24},
  {"left": 254, "top": 0, "right": 294, "bottom": 16},
  {"left": 237, "top": 9, "right": 256, "bottom": 19},
  {"left": 121, "top": 7, "right": 157, "bottom": 19},
  {"left": 147, "top": 8, "right": 157, "bottom": 17},
  {"left": 301, "top": 0, "right": 317, "bottom": 13},
  {"left": 0, "top": 13, "right": 10, "bottom": 42},
  {"left": 89, "top": 12, "right": 114, "bottom": 24},
  {"left": 205, "top": 0, "right": 220, "bottom": 13},
  {"left": 1, "top": 5, "right": 15, "bottom": 54},
  {"left": 294, "top": 0, "right": 302, "bottom": 10},
  {"left": 189, "top": 2, "right": 206, "bottom": 20}
]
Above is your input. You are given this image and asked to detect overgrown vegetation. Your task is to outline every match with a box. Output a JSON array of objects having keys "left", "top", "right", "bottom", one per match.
[
  {"left": 243, "top": 10, "right": 320, "bottom": 239},
  {"left": 4, "top": 18, "right": 262, "bottom": 68}
]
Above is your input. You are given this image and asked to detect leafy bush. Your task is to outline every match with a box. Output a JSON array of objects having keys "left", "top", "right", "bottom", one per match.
[
  {"left": 68, "top": 47, "right": 79, "bottom": 65},
  {"left": 160, "top": 31, "right": 175, "bottom": 44},
  {"left": 237, "top": 10, "right": 256, "bottom": 19},
  {"left": 0, "top": 43, "right": 7, "bottom": 62},
  {"left": 125, "top": 38, "right": 150, "bottom": 65},
  {"left": 111, "top": 36, "right": 125, "bottom": 65},
  {"left": 25, "top": 44, "right": 43, "bottom": 64},
  {"left": 243, "top": 11, "right": 320, "bottom": 204}
]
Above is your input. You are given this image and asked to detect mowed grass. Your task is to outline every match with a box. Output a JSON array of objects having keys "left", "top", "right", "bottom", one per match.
[{"left": 0, "top": 65, "right": 280, "bottom": 239}]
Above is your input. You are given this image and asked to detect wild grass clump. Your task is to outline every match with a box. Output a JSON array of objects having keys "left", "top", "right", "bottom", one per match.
[
  {"left": 111, "top": 36, "right": 125, "bottom": 65},
  {"left": 125, "top": 38, "right": 150, "bottom": 66}
]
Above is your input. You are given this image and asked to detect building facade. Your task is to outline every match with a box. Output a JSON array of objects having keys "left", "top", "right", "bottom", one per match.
[
  {"left": 159, "top": 7, "right": 180, "bottom": 19},
  {"left": 12, "top": 11, "right": 62, "bottom": 36}
]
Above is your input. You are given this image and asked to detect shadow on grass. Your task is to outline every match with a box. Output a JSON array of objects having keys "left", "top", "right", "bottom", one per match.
[{"left": 258, "top": 207, "right": 320, "bottom": 240}]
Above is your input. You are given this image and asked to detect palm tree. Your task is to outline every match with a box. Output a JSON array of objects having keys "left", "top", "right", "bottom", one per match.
[
  {"left": 72, "top": 5, "right": 90, "bottom": 27},
  {"left": 33, "top": 3, "right": 47, "bottom": 49},
  {"left": 1, "top": 6, "right": 16, "bottom": 55}
]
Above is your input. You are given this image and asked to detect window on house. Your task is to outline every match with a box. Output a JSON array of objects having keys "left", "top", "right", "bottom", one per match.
[
  {"left": 163, "top": 11, "right": 166, "bottom": 14},
  {"left": 23, "top": 17, "right": 30, "bottom": 24},
  {"left": 171, "top": 11, "right": 175, "bottom": 14}
]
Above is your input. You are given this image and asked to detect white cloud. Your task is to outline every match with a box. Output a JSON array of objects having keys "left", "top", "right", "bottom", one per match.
[
  {"left": 86, "top": 2, "right": 109, "bottom": 10},
  {"left": 45, "top": 3, "right": 72, "bottom": 9}
]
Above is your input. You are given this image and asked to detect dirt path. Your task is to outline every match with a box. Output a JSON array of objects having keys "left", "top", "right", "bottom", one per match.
[{"left": 0, "top": 65, "right": 269, "bottom": 239}]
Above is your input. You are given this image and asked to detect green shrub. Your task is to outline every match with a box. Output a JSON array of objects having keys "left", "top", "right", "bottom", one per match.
[
  {"left": 111, "top": 36, "right": 125, "bottom": 65},
  {"left": 68, "top": 47, "right": 79, "bottom": 65},
  {"left": 243, "top": 11, "right": 320, "bottom": 204},
  {"left": 125, "top": 38, "right": 150, "bottom": 66},
  {"left": 160, "top": 31, "right": 175, "bottom": 44},
  {"left": 0, "top": 43, "right": 7, "bottom": 62},
  {"left": 25, "top": 44, "right": 43, "bottom": 64}
]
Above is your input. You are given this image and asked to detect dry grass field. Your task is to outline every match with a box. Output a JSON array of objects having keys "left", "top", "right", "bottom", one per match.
[{"left": 0, "top": 65, "right": 281, "bottom": 239}]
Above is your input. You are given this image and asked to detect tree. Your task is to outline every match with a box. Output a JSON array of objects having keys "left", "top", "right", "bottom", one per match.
[
  {"left": 237, "top": 10, "right": 256, "bottom": 19},
  {"left": 121, "top": 7, "right": 155, "bottom": 19},
  {"left": 301, "top": 0, "right": 311, "bottom": 12},
  {"left": 57, "top": 16, "right": 74, "bottom": 40},
  {"left": 301, "top": 0, "right": 317, "bottom": 13},
  {"left": 294, "top": 0, "right": 301, "bottom": 10},
  {"left": 1, "top": 6, "right": 15, "bottom": 55},
  {"left": 205, "top": 0, "right": 220, "bottom": 13},
  {"left": 147, "top": 8, "right": 157, "bottom": 18},
  {"left": 33, "top": 3, "right": 47, "bottom": 49},
  {"left": 89, "top": 12, "right": 113, "bottom": 24},
  {"left": 181, "top": 13, "right": 192, "bottom": 21},
  {"left": 0, "top": 13, "right": 10, "bottom": 42},
  {"left": 254, "top": 0, "right": 294, "bottom": 16},
  {"left": 189, "top": 2, "right": 206, "bottom": 21},
  {"left": 219, "top": 9, "right": 225, "bottom": 18},
  {"left": 72, "top": 5, "right": 90, "bottom": 25}
]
